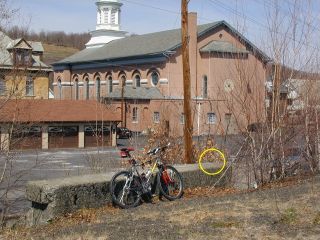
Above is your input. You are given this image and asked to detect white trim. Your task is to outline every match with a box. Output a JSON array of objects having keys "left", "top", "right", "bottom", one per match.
[
  {"left": 53, "top": 82, "right": 74, "bottom": 86},
  {"left": 126, "top": 79, "right": 133, "bottom": 84},
  {"left": 112, "top": 80, "right": 120, "bottom": 85},
  {"left": 89, "top": 81, "right": 95, "bottom": 85},
  {"left": 141, "top": 79, "right": 148, "bottom": 84},
  {"left": 100, "top": 80, "right": 107, "bottom": 85},
  {"left": 159, "top": 78, "right": 168, "bottom": 84},
  {"left": 78, "top": 82, "right": 84, "bottom": 86}
]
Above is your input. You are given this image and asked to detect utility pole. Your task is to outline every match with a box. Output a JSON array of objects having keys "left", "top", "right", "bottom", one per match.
[
  {"left": 181, "top": 0, "right": 193, "bottom": 164},
  {"left": 121, "top": 77, "right": 125, "bottom": 127}
]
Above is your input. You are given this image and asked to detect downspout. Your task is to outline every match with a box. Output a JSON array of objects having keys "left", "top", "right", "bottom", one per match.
[
  {"left": 68, "top": 63, "right": 73, "bottom": 99},
  {"left": 197, "top": 102, "right": 201, "bottom": 136}
]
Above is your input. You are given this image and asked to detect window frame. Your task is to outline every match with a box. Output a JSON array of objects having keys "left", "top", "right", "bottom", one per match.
[
  {"left": 153, "top": 111, "right": 160, "bottom": 123},
  {"left": 203, "top": 75, "right": 208, "bottom": 98},
  {"left": 85, "top": 77, "right": 90, "bottom": 100},
  {"left": 108, "top": 75, "right": 113, "bottom": 93},
  {"left": 180, "top": 113, "right": 185, "bottom": 125},
  {"left": 26, "top": 76, "right": 34, "bottom": 96},
  {"left": 120, "top": 75, "right": 126, "bottom": 87},
  {"left": 151, "top": 72, "right": 159, "bottom": 86},
  {"left": 207, "top": 112, "right": 216, "bottom": 125},
  {"left": 74, "top": 79, "right": 79, "bottom": 100},
  {"left": 135, "top": 74, "right": 141, "bottom": 88},
  {"left": 57, "top": 78, "right": 62, "bottom": 99},
  {"left": 96, "top": 77, "right": 101, "bottom": 100},
  {"left": 132, "top": 107, "right": 138, "bottom": 123}
]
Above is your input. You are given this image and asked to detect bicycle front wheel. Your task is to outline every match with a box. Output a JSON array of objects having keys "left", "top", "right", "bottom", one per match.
[
  {"left": 157, "top": 165, "right": 184, "bottom": 201},
  {"left": 109, "top": 171, "right": 141, "bottom": 208}
]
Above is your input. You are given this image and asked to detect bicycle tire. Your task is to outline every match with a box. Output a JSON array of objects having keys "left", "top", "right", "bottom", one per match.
[
  {"left": 157, "top": 165, "right": 184, "bottom": 201},
  {"left": 109, "top": 170, "right": 141, "bottom": 208}
]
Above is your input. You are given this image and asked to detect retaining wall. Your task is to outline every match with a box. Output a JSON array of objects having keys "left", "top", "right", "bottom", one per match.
[{"left": 26, "top": 164, "right": 231, "bottom": 225}]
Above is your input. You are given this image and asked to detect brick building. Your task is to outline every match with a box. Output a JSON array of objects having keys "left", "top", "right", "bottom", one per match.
[{"left": 53, "top": 1, "right": 270, "bottom": 136}]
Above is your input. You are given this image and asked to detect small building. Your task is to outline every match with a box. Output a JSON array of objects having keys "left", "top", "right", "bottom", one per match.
[
  {"left": 0, "top": 100, "right": 120, "bottom": 150},
  {"left": 0, "top": 32, "right": 51, "bottom": 99}
]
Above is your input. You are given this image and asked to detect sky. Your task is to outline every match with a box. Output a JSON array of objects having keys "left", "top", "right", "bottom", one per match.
[{"left": 6, "top": 0, "right": 320, "bottom": 60}]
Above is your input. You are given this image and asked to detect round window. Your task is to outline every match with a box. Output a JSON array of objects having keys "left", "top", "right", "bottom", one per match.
[{"left": 151, "top": 72, "right": 159, "bottom": 86}]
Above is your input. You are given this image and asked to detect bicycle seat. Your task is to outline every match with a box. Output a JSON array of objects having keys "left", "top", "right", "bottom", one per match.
[
  {"left": 120, "top": 147, "right": 135, "bottom": 152},
  {"left": 120, "top": 147, "right": 135, "bottom": 158}
]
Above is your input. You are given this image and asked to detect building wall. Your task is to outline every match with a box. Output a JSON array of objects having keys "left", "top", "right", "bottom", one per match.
[
  {"left": 2, "top": 71, "right": 49, "bottom": 99},
  {"left": 53, "top": 23, "right": 267, "bottom": 135}
]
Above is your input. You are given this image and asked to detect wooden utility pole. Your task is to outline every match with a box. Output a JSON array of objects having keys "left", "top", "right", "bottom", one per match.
[
  {"left": 121, "top": 77, "right": 125, "bottom": 127},
  {"left": 181, "top": 0, "right": 193, "bottom": 164}
]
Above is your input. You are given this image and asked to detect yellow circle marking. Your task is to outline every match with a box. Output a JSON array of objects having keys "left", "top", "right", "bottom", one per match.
[{"left": 198, "top": 148, "right": 226, "bottom": 176}]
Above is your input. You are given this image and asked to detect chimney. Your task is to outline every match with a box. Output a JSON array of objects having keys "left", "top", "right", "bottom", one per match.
[{"left": 188, "top": 12, "right": 197, "bottom": 95}]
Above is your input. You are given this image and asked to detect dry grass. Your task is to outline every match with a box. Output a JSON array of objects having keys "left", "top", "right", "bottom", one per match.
[
  {"left": 2, "top": 174, "right": 320, "bottom": 240},
  {"left": 3, "top": 204, "right": 119, "bottom": 240},
  {"left": 42, "top": 43, "right": 79, "bottom": 65}
]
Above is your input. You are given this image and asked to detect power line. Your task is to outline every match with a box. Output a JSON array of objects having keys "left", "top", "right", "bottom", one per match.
[
  {"left": 123, "top": 0, "right": 320, "bottom": 55},
  {"left": 207, "top": 0, "right": 320, "bottom": 54},
  {"left": 254, "top": 0, "right": 320, "bottom": 35}
]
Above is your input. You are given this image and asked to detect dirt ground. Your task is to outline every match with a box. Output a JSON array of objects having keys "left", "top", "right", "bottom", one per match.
[{"left": 3, "top": 175, "right": 320, "bottom": 240}]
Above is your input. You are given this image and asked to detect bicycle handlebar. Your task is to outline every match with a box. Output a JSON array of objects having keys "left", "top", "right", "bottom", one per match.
[{"left": 147, "top": 142, "right": 170, "bottom": 155}]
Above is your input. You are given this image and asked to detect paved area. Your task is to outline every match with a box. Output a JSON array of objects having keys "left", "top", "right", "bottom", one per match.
[{"left": 0, "top": 137, "right": 148, "bottom": 215}]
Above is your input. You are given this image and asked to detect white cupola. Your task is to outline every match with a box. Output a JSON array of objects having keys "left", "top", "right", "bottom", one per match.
[{"left": 86, "top": 0, "right": 127, "bottom": 48}]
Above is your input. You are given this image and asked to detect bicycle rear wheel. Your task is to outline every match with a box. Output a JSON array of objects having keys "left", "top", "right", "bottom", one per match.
[
  {"left": 157, "top": 165, "right": 183, "bottom": 201},
  {"left": 109, "top": 171, "right": 141, "bottom": 208}
]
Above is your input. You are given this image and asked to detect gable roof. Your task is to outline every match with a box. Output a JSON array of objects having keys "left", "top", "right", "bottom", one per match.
[
  {"left": 6, "top": 38, "right": 32, "bottom": 50},
  {"left": 200, "top": 40, "right": 249, "bottom": 54},
  {"left": 54, "top": 21, "right": 270, "bottom": 67},
  {"left": 0, "top": 31, "right": 50, "bottom": 70}
]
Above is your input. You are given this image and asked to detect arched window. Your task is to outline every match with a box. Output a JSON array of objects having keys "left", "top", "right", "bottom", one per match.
[
  {"left": 26, "top": 76, "right": 34, "bottom": 96},
  {"left": 84, "top": 76, "right": 89, "bottom": 100},
  {"left": 151, "top": 72, "right": 159, "bottom": 86},
  {"left": 96, "top": 77, "right": 101, "bottom": 100},
  {"left": 73, "top": 76, "right": 79, "bottom": 100},
  {"left": 135, "top": 74, "right": 141, "bottom": 87},
  {"left": 132, "top": 107, "right": 138, "bottom": 123},
  {"left": 203, "top": 75, "right": 208, "bottom": 98},
  {"left": 120, "top": 75, "right": 126, "bottom": 87},
  {"left": 108, "top": 76, "right": 113, "bottom": 93},
  {"left": 57, "top": 78, "right": 62, "bottom": 99}
]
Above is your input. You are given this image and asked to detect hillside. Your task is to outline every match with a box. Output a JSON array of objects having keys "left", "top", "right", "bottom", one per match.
[
  {"left": 42, "top": 43, "right": 79, "bottom": 66},
  {"left": 3, "top": 176, "right": 320, "bottom": 239}
]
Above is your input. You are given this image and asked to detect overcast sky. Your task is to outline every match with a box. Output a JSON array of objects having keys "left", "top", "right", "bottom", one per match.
[{"left": 7, "top": 0, "right": 320, "bottom": 53}]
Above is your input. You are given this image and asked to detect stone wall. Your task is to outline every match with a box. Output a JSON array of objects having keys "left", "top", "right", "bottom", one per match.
[{"left": 26, "top": 164, "right": 231, "bottom": 225}]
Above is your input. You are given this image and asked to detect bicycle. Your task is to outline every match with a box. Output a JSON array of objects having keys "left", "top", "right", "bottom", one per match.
[{"left": 109, "top": 143, "right": 184, "bottom": 208}]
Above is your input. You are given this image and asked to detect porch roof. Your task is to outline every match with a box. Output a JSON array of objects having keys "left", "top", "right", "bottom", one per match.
[
  {"left": 0, "top": 100, "right": 121, "bottom": 123},
  {"left": 106, "top": 86, "right": 164, "bottom": 100}
]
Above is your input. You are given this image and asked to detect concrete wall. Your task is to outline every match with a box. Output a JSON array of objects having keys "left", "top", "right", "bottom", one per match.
[{"left": 26, "top": 163, "right": 231, "bottom": 226}]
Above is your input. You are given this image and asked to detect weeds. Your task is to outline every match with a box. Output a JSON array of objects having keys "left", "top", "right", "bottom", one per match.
[
  {"left": 313, "top": 212, "right": 320, "bottom": 225},
  {"left": 279, "top": 208, "right": 298, "bottom": 225}
]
